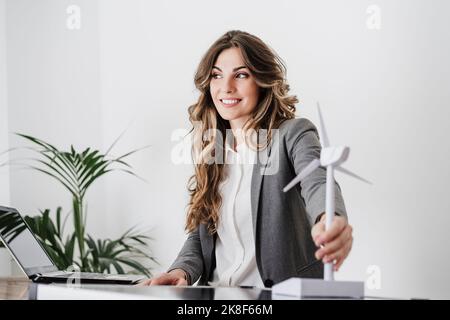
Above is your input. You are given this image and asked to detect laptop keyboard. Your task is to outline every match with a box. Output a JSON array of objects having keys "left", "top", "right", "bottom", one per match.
[{"left": 46, "top": 271, "right": 130, "bottom": 280}]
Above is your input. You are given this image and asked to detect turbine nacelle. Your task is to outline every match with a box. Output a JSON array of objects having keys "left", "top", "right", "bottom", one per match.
[{"left": 320, "top": 146, "right": 350, "bottom": 167}]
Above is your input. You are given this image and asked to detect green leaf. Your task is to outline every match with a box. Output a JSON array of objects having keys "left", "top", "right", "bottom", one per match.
[
  {"left": 35, "top": 154, "right": 79, "bottom": 190},
  {"left": 31, "top": 166, "right": 78, "bottom": 198},
  {"left": 15, "top": 134, "right": 79, "bottom": 181},
  {"left": 56, "top": 207, "right": 62, "bottom": 236},
  {"left": 64, "top": 233, "right": 76, "bottom": 263},
  {"left": 116, "top": 258, "right": 152, "bottom": 277},
  {"left": 111, "top": 261, "right": 125, "bottom": 274},
  {"left": 78, "top": 155, "right": 109, "bottom": 189}
]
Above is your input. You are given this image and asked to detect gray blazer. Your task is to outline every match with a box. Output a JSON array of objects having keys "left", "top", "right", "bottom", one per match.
[{"left": 169, "top": 118, "right": 347, "bottom": 287}]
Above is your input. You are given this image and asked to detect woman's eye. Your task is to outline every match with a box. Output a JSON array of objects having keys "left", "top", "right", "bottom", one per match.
[
  {"left": 236, "top": 73, "right": 249, "bottom": 79},
  {"left": 211, "top": 73, "right": 248, "bottom": 80}
]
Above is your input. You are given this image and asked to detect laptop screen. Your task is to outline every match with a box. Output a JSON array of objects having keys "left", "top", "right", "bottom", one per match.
[{"left": 0, "top": 206, "right": 56, "bottom": 276}]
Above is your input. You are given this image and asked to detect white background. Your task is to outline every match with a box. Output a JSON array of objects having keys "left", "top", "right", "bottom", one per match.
[
  {"left": 0, "top": 0, "right": 449, "bottom": 299},
  {"left": 0, "top": 0, "right": 11, "bottom": 276}
]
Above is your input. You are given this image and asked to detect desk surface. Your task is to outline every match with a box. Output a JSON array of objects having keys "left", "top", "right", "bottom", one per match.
[
  {"left": 1, "top": 277, "right": 273, "bottom": 300},
  {"left": 30, "top": 283, "right": 274, "bottom": 300},
  {"left": 1, "top": 277, "right": 393, "bottom": 300},
  {"left": 0, "top": 277, "right": 30, "bottom": 300}
]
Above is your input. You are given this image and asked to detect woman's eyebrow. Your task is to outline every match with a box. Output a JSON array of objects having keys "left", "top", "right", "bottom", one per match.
[{"left": 212, "top": 66, "right": 247, "bottom": 72}]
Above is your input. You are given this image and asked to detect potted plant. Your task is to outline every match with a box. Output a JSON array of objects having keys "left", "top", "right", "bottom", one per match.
[{"left": 1, "top": 133, "right": 157, "bottom": 277}]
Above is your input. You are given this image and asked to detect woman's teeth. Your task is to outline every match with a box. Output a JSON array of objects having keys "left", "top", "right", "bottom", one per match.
[{"left": 221, "top": 99, "right": 241, "bottom": 105}]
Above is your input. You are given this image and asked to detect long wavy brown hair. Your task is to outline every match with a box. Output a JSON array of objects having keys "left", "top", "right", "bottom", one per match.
[{"left": 186, "top": 30, "right": 298, "bottom": 234}]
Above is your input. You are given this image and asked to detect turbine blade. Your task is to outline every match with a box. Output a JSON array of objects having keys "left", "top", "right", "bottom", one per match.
[
  {"left": 317, "top": 102, "right": 330, "bottom": 147},
  {"left": 283, "top": 159, "right": 321, "bottom": 192},
  {"left": 336, "top": 166, "right": 372, "bottom": 185}
]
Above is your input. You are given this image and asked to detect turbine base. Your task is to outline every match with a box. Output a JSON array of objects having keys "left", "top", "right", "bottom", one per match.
[{"left": 272, "top": 277, "right": 364, "bottom": 299}]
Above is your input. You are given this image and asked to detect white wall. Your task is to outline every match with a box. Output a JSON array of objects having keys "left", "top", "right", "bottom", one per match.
[
  {"left": 5, "top": 0, "right": 106, "bottom": 275},
  {"left": 6, "top": 0, "right": 105, "bottom": 232},
  {"left": 0, "top": 0, "right": 9, "bottom": 202},
  {"left": 0, "top": 0, "right": 12, "bottom": 276},
  {"left": 3, "top": 0, "right": 450, "bottom": 299}
]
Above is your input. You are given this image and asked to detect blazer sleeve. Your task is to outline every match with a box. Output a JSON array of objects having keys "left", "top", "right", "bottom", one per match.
[
  {"left": 285, "top": 118, "right": 347, "bottom": 225},
  {"left": 167, "top": 227, "right": 204, "bottom": 285}
]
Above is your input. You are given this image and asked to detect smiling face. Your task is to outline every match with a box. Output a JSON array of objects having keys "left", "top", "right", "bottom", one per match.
[{"left": 209, "top": 47, "right": 260, "bottom": 129}]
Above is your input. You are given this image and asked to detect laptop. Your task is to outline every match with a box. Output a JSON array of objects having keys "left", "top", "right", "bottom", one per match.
[{"left": 0, "top": 206, "right": 145, "bottom": 285}]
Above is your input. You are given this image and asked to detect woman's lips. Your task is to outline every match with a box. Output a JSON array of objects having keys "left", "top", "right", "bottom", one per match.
[{"left": 220, "top": 98, "right": 242, "bottom": 108}]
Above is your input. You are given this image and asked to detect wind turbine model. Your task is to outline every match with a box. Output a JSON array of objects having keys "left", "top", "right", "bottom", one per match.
[{"left": 272, "top": 103, "right": 371, "bottom": 299}]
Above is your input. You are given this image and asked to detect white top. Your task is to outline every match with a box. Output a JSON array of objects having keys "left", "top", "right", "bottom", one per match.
[{"left": 209, "top": 140, "right": 265, "bottom": 288}]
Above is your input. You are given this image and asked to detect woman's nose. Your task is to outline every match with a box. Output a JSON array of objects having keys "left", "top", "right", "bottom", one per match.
[{"left": 222, "top": 77, "right": 235, "bottom": 93}]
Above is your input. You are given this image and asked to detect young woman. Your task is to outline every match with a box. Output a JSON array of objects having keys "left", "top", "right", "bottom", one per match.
[{"left": 141, "top": 30, "right": 353, "bottom": 288}]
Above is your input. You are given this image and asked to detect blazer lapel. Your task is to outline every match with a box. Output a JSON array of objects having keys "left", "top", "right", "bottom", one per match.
[{"left": 250, "top": 143, "right": 273, "bottom": 240}]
